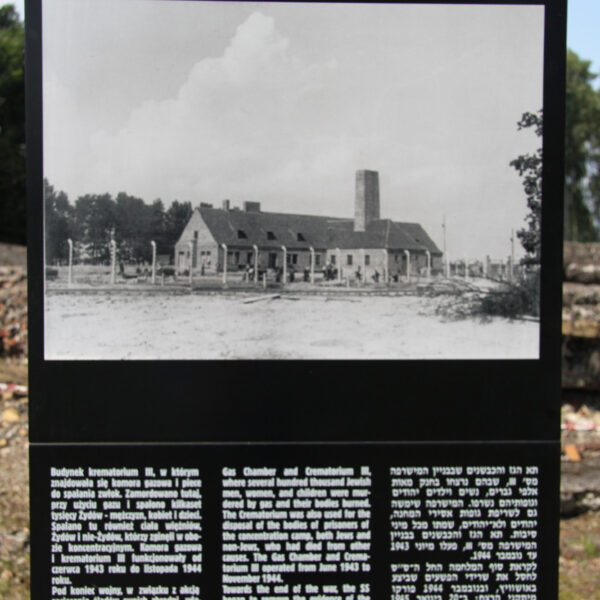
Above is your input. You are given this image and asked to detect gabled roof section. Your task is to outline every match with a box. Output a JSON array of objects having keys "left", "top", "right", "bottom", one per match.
[
  {"left": 195, "top": 206, "right": 442, "bottom": 254},
  {"left": 197, "top": 206, "right": 346, "bottom": 249},
  {"left": 324, "top": 219, "right": 441, "bottom": 253},
  {"left": 397, "top": 222, "right": 442, "bottom": 255}
]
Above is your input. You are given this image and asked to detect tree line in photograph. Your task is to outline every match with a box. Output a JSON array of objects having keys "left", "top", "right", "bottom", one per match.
[{"left": 44, "top": 180, "right": 193, "bottom": 264}]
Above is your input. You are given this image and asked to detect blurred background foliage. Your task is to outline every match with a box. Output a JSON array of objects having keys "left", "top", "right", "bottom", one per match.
[{"left": 0, "top": 4, "right": 25, "bottom": 244}]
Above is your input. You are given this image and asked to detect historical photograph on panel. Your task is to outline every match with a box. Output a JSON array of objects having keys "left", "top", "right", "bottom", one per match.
[{"left": 42, "top": 1, "right": 545, "bottom": 360}]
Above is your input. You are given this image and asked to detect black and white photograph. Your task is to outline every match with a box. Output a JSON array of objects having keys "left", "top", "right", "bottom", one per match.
[{"left": 42, "top": 0, "right": 545, "bottom": 360}]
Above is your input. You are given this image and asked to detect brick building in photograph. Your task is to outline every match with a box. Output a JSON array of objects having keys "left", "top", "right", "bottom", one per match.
[{"left": 174, "top": 170, "right": 443, "bottom": 281}]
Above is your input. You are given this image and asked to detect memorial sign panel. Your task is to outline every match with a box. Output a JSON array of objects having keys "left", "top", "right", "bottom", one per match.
[{"left": 26, "top": 0, "right": 565, "bottom": 599}]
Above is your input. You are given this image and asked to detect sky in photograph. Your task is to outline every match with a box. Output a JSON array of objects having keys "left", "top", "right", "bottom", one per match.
[{"left": 38, "top": 1, "right": 546, "bottom": 261}]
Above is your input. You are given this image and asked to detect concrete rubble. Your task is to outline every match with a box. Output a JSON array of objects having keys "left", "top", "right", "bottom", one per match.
[
  {"left": 0, "top": 266, "right": 27, "bottom": 358},
  {"left": 0, "top": 378, "right": 29, "bottom": 593},
  {"left": 561, "top": 242, "right": 600, "bottom": 515}
]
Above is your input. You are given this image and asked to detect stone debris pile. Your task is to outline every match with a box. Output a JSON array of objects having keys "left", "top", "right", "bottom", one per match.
[
  {"left": 562, "top": 401, "right": 600, "bottom": 432},
  {"left": 0, "top": 382, "right": 28, "bottom": 448},
  {"left": 560, "top": 399, "right": 600, "bottom": 515},
  {"left": 0, "top": 266, "right": 27, "bottom": 358},
  {"left": 562, "top": 242, "right": 600, "bottom": 389},
  {"left": 0, "top": 380, "right": 29, "bottom": 590}
]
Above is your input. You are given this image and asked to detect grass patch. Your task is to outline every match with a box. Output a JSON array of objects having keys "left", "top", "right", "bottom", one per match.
[{"left": 581, "top": 534, "right": 600, "bottom": 558}]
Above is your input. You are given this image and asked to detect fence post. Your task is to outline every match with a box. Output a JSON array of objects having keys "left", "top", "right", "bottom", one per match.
[
  {"left": 110, "top": 240, "right": 116, "bottom": 285},
  {"left": 221, "top": 243, "right": 228, "bottom": 285},
  {"left": 67, "top": 239, "right": 73, "bottom": 285},
  {"left": 281, "top": 246, "right": 287, "bottom": 285},
  {"left": 150, "top": 241, "right": 157, "bottom": 285},
  {"left": 253, "top": 245, "right": 259, "bottom": 286},
  {"left": 382, "top": 249, "right": 388, "bottom": 284},
  {"left": 359, "top": 249, "right": 365, "bottom": 286},
  {"left": 309, "top": 247, "right": 315, "bottom": 284}
]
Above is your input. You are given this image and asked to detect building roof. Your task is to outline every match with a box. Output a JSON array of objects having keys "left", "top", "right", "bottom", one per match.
[{"left": 195, "top": 206, "right": 442, "bottom": 254}]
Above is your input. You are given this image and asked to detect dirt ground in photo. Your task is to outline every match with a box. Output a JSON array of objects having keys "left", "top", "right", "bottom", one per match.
[{"left": 44, "top": 291, "right": 539, "bottom": 360}]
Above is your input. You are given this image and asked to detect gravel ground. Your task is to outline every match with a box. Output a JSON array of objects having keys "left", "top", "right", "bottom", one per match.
[
  {"left": 0, "top": 360, "right": 29, "bottom": 600},
  {"left": 560, "top": 510, "right": 600, "bottom": 599}
]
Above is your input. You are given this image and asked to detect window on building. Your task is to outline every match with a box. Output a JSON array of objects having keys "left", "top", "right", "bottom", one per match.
[
  {"left": 206, "top": 251, "right": 211, "bottom": 256},
  {"left": 315, "top": 255, "right": 321, "bottom": 266},
  {"left": 331, "top": 255, "right": 336, "bottom": 265},
  {"left": 247, "top": 252, "right": 253, "bottom": 264},
  {"left": 194, "top": 231, "right": 198, "bottom": 240},
  {"left": 267, "top": 231, "right": 276, "bottom": 240},
  {"left": 297, "top": 233, "right": 306, "bottom": 242},
  {"left": 237, "top": 229, "right": 247, "bottom": 239},
  {"left": 365, "top": 255, "right": 370, "bottom": 266},
  {"left": 292, "top": 254, "right": 298, "bottom": 265},
  {"left": 234, "top": 251, "right": 240, "bottom": 264},
  {"left": 347, "top": 255, "right": 353, "bottom": 266},
  {"left": 286, "top": 253, "right": 292, "bottom": 264}
]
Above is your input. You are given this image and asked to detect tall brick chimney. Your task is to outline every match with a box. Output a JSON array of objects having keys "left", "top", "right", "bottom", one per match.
[{"left": 355, "top": 170, "right": 380, "bottom": 232}]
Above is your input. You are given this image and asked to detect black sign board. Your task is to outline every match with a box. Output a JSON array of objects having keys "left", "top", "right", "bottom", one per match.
[{"left": 26, "top": 1, "right": 565, "bottom": 599}]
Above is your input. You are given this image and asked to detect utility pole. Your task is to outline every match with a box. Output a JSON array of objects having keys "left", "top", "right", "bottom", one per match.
[
  {"left": 442, "top": 214, "right": 447, "bottom": 257},
  {"left": 442, "top": 214, "right": 449, "bottom": 278},
  {"left": 510, "top": 229, "right": 515, "bottom": 282}
]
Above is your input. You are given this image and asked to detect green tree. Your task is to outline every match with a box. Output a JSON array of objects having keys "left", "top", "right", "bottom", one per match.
[
  {"left": 564, "top": 49, "right": 600, "bottom": 241},
  {"left": 0, "top": 4, "right": 25, "bottom": 244},
  {"left": 510, "top": 111, "right": 543, "bottom": 265}
]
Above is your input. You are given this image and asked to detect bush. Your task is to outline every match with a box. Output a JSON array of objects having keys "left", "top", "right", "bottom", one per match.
[
  {"left": 479, "top": 275, "right": 539, "bottom": 319},
  {"left": 435, "top": 274, "right": 539, "bottom": 321}
]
